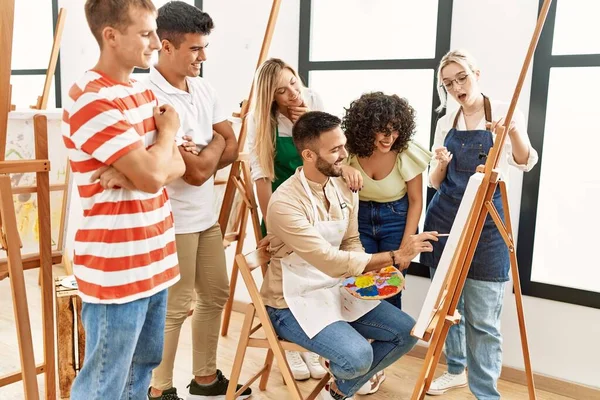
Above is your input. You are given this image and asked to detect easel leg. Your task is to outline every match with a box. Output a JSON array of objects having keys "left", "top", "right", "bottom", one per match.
[
  {"left": 220, "top": 159, "right": 263, "bottom": 337},
  {"left": 34, "top": 115, "right": 56, "bottom": 399},
  {"left": 218, "top": 161, "right": 240, "bottom": 237},
  {"left": 412, "top": 321, "right": 452, "bottom": 400},
  {"left": 0, "top": 176, "right": 40, "bottom": 399},
  {"left": 499, "top": 182, "right": 536, "bottom": 399},
  {"left": 221, "top": 203, "right": 249, "bottom": 336}
]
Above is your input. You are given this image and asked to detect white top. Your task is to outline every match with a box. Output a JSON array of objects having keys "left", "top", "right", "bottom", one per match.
[
  {"left": 147, "top": 67, "right": 227, "bottom": 234},
  {"left": 246, "top": 88, "right": 324, "bottom": 182},
  {"left": 430, "top": 99, "right": 539, "bottom": 186}
]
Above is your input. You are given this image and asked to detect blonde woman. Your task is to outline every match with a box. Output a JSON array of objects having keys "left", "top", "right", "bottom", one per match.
[
  {"left": 422, "top": 49, "right": 538, "bottom": 399},
  {"left": 247, "top": 58, "right": 325, "bottom": 232}
]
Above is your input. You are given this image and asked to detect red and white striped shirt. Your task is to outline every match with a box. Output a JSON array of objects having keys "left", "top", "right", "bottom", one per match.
[{"left": 62, "top": 70, "right": 180, "bottom": 304}]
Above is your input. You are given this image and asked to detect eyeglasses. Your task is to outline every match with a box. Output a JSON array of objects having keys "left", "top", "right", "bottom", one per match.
[{"left": 440, "top": 73, "right": 470, "bottom": 90}]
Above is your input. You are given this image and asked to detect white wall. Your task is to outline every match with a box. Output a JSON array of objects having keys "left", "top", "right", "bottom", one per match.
[{"left": 57, "top": 0, "right": 599, "bottom": 389}]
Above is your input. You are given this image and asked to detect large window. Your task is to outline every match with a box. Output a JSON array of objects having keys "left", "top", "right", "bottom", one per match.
[
  {"left": 519, "top": 0, "right": 600, "bottom": 308},
  {"left": 10, "top": 0, "right": 61, "bottom": 108},
  {"left": 299, "top": 0, "right": 453, "bottom": 277}
]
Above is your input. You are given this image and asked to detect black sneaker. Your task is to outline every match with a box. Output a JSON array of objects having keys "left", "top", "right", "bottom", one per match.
[
  {"left": 186, "top": 369, "right": 252, "bottom": 399},
  {"left": 147, "top": 386, "right": 183, "bottom": 400}
]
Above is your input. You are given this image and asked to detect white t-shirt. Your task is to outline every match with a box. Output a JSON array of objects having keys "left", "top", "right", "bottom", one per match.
[
  {"left": 246, "top": 88, "right": 324, "bottom": 182},
  {"left": 147, "top": 67, "right": 227, "bottom": 234},
  {"left": 430, "top": 99, "right": 539, "bottom": 186}
]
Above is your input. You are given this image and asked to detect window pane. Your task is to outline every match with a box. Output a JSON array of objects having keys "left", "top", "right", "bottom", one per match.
[
  {"left": 309, "top": 69, "right": 434, "bottom": 233},
  {"left": 309, "top": 69, "right": 433, "bottom": 147},
  {"left": 12, "top": 0, "right": 54, "bottom": 69},
  {"left": 530, "top": 67, "right": 600, "bottom": 292},
  {"left": 9, "top": 75, "right": 56, "bottom": 110},
  {"left": 552, "top": 0, "right": 600, "bottom": 55},
  {"left": 310, "top": 0, "right": 439, "bottom": 61}
]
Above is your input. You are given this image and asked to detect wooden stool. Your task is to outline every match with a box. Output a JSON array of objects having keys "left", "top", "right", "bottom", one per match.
[{"left": 54, "top": 276, "right": 85, "bottom": 399}]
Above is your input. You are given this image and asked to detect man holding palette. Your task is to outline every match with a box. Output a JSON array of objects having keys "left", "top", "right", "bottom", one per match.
[{"left": 260, "top": 111, "right": 439, "bottom": 400}]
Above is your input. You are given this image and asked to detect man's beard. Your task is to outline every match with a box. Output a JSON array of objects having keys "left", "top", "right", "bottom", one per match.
[{"left": 316, "top": 154, "right": 343, "bottom": 177}]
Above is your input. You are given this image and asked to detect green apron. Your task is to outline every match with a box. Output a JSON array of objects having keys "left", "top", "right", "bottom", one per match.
[{"left": 260, "top": 125, "right": 303, "bottom": 236}]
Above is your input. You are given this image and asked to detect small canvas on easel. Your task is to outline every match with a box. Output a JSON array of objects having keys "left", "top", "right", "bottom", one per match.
[
  {"left": 412, "top": 172, "right": 485, "bottom": 339},
  {"left": 0, "top": 109, "right": 69, "bottom": 259}
]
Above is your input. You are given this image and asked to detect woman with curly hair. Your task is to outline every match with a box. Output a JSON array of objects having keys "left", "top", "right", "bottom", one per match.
[
  {"left": 341, "top": 92, "right": 431, "bottom": 395},
  {"left": 343, "top": 92, "right": 431, "bottom": 308}
]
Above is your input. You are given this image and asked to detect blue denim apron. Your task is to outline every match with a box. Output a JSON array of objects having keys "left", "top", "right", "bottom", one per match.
[{"left": 421, "top": 96, "right": 509, "bottom": 281}]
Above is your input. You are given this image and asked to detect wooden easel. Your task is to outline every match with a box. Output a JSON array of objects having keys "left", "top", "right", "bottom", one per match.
[
  {"left": 219, "top": 0, "right": 282, "bottom": 337},
  {"left": 411, "top": 1, "right": 552, "bottom": 399},
  {"left": 31, "top": 8, "right": 66, "bottom": 111},
  {"left": 31, "top": 7, "right": 68, "bottom": 287},
  {"left": 0, "top": 2, "right": 57, "bottom": 399}
]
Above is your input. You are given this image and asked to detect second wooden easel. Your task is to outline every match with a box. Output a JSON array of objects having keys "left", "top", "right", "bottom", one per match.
[
  {"left": 410, "top": 1, "right": 552, "bottom": 399},
  {"left": 219, "top": 0, "right": 282, "bottom": 337}
]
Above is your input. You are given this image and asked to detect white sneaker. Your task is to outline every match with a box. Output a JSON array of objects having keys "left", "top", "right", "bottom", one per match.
[
  {"left": 426, "top": 371, "right": 468, "bottom": 395},
  {"left": 301, "top": 351, "right": 328, "bottom": 379},
  {"left": 285, "top": 350, "right": 310, "bottom": 381},
  {"left": 318, "top": 383, "right": 354, "bottom": 400},
  {"left": 356, "top": 369, "right": 386, "bottom": 395}
]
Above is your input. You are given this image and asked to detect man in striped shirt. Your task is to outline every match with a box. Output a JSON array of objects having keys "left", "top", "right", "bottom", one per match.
[{"left": 62, "top": 1, "right": 185, "bottom": 398}]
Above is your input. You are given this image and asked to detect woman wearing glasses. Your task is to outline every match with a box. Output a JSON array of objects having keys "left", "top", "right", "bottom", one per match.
[{"left": 421, "top": 49, "right": 538, "bottom": 399}]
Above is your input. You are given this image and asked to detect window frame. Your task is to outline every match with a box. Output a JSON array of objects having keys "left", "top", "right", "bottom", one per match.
[
  {"left": 298, "top": 0, "right": 454, "bottom": 278},
  {"left": 10, "top": 0, "right": 62, "bottom": 108},
  {"left": 518, "top": 0, "right": 600, "bottom": 309}
]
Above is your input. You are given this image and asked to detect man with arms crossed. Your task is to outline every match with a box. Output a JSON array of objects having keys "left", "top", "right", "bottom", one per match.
[{"left": 145, "top": 2, "right": 249, "bottom": 399}]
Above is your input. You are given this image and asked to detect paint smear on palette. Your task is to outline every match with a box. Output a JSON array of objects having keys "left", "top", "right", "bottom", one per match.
[{"left": 342, "top": 266, "right": 404, "bottom": 300}]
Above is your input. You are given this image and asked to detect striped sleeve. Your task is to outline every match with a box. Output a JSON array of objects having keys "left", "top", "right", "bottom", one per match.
[{"left": 68, "top": 94, "right": 144, "bottom": 165}]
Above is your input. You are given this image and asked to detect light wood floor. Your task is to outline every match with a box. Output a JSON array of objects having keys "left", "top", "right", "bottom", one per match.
[{"left": 0, "top": 268, "right": 577, "bottom": 400}]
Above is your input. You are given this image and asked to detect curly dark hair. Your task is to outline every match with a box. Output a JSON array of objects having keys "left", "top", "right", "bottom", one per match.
[{"left": 342, "top": 92, "right": 416, "bottom": 158}]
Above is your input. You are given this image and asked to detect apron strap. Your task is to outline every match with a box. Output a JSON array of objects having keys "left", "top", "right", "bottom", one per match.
[
  {"left": 328, "top": 178, "right": 349, "bottom": 219},
  {"left": 452, "top": 94, "right": 493, "bottom": 129},
  {"left": 299, "top": 169, "right": 320, "bottom": 222},
  {"left": 483, "top": 95, "right": 492, "bottom": 124},
  {"left": 452, "top": 108, "right": 461, "bottom": 129}
]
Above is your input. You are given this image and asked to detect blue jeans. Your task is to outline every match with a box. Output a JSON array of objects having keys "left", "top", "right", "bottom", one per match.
[
  {"left": 431, "top": 269, "right": 506, "bottom": 400},
  {"left": 267, "top": 301, "right": 417, "bottom": 397},
  {"left": 70, "top": 290, "right": 168, "bottom": 400},
  {"left": 358, "top": 197, "right": 409, "bottom": 310}
]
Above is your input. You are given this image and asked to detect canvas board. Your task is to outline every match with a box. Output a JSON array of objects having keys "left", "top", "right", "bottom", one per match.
[{"left": 412, "top": 172, "right": 485, "bottom": 339}]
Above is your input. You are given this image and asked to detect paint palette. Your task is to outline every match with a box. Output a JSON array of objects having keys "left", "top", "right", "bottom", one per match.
[{"left": 342, "top": 266, "right": 404, "bottom": 300}]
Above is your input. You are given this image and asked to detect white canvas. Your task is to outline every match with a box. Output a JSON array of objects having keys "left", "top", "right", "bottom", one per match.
[{"left": 412, "top": 172, "right": 485, "bottom": 339}]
